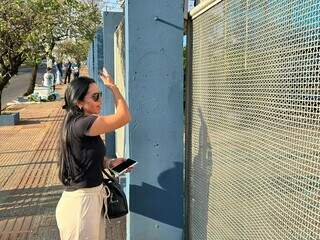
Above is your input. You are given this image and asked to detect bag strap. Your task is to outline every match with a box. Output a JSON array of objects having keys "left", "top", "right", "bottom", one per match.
[{"left": 102, "top": 168, "right": 116, "bottom": 182}]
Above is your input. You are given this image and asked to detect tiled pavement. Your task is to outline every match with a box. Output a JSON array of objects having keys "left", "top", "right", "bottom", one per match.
[{"left": 0, "top": 85, "right": 126, "bottom": 240}]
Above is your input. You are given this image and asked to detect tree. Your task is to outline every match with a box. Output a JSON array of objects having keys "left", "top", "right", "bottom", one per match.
[
  {"left": 24, "top": 0, "right": 62, "bottom": 96},
  {"left": 24, "top": 0, "right": 101, "bottom": 96},
  {"left": 53, "top": 38, "right": 91, "bottom": 64},
  {"left": 0, "top": 1, "right": 35, "bottom": 113},
  {"left": 0, "top": 0, "right": 101, "bottom": 113}
]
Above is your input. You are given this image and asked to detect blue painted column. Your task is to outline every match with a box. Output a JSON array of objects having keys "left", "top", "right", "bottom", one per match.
[
  {"left": 88, "top": 40, "right": 95, "bottom": 78},
  {"left": 89, "top": 27, "right": 117, "bottom": 157},
  {"left": 86, "top": 44, "right": 94, "bottom": 77},
  {"left": 89, "top": 27, "right": 104, "bottom": 82},
  {"left": 88, "top": 27, "right": 118, "bottom": 157},
  {"left": 92, "top": 27, "right": 104, "bottom": 111},
  {"left": 103, "top": 11, "right": 123, "bottom": 158},
  {"left": 125, "top": 0, "right": 184, "bottom": 239}
]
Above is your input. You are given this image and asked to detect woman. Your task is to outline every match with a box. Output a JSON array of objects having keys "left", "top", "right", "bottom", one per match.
[{"left": 56, "top": 67, "right": 131, "bottom": 239}]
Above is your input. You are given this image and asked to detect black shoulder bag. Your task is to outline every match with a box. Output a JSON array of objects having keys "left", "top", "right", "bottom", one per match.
[{"left": 102, "top": 169, "right": 128, "bottom": 219}]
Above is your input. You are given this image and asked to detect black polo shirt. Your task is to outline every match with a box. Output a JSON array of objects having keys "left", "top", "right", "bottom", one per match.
[{"left": 65, "top": 115, "right": 105, "bottom": 191}]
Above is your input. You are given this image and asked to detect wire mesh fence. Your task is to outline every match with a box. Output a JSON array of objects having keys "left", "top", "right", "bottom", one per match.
[{"left": 187, "top": 1, "right": 320, "bottom": 239}]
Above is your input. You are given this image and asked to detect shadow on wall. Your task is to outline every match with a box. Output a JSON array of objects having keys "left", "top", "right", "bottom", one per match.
[
  {"left": 190, "top": 108, "right": 213, "bottom": 239},
  {"left": 130, "top": 161, "right": 183, "bottom": 229}
]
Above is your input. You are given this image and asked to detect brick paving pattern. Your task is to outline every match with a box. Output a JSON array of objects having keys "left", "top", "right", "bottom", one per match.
[{"left": 0, "top": 85, "right": 126, "bottom": 240}]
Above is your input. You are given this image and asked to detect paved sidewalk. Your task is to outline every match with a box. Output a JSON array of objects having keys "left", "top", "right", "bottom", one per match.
[{"left": 0, "top": 84, "right": 125, "bottom": 240}]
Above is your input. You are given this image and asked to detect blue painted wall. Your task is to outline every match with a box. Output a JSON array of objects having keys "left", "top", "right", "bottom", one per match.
[
  {"left": 90, "top": 27, "right": 104, "bottom": 81},
  {"left": 103, "top": 11, "right": 123, "bottom": 158},
  {"left": 125, "top": 0, "right": 184, "bottom": 239},
  {"left": 86, "top": 44, "right": 94, "bottom": 78},
  {"left": 103, "top": 12, "right": 123, "bottom": 80},
  {"left": 87, "top": 29, "right": 105, "bottom": 112},
  {"left": 93, "top": 27, "right": 104, "bottom": 112},
  {"left": 88, "top": 27, "right": 117, "bottom": 158}
]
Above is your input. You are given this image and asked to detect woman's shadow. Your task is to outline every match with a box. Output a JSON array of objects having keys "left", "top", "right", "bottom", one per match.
[
  {"left": 130, "top": 161, "right": 183, "bottom": 228},
  {"left": 189, "top": 108, "right": 213, "bottom": 239},
  {"left": 130, "top": 108, "right": 212, "bottom": 233}
]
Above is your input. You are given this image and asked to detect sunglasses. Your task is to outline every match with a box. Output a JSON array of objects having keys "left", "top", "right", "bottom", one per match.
[{"left": 91, "top": 92, "right": 103, "bottom": 102}]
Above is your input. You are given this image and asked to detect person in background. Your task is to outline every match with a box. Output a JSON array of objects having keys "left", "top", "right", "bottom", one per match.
[
  {"left": 55, "top": 61, "right": 63, "bottom": 84},
  {"left": 47, "top": 58, "right": 53, "bottom": 69},
  {"left": 64, "top": 61, "right": 72, "bottom": 84},
  {"left": 72, "top": 63, "right": 80, "bottom": 79},
  {"left": 43, "top": 67, "right": 55, "bottom": 90},
  {"left": 56, "top": 67, "right": 132, "bottom": 240}
]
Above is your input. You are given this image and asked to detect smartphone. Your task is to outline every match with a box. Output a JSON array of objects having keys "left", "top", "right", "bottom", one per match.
[{"left": 111, "top": 158, "right": 137, "bottom": 176}]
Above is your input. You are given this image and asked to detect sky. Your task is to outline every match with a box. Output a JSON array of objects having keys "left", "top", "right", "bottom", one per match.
[
  {"left": 102, "top": 0, "right": 195, "bottom": 12},
  {"left": 102, "top": 0, "right": 122, "bottom": 12},
  {"left": 99, "top": 0, "right": 194, "bottom": 46}
]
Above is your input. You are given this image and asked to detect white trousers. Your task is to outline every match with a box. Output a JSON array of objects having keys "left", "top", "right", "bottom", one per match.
[
  {"left": 56, "top": 184, "right": 106, "bottom": 240},
  {"left": 56, "top": 71, "right": 61, "bottom": 85}
]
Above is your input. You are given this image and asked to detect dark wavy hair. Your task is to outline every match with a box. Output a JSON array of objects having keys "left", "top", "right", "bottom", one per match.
[{"left": 58, "top": 76, "right": 95, "bottom": 185}]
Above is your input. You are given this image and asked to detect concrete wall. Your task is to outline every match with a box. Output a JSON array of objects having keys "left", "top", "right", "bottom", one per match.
[
  {"left": 125, "top": 0, "right": 184, "bottom": 239},
  {"left": 87, "top": 44, "right": 94, "bottom": 78},
  {"left": 103, "top": 12, "right": 123, "bottom": 157},
  {"left": 95, "top": 27, "right": 104, "bottom": 82},
  {"left": 88, "top": 27, "right": 103, "bottom": 82},
  {"left": 88, "top": 27, "right": 116, "bottom": 158},
  {"left": 114, "top": 20, "right": 126, "bottom": 158}
]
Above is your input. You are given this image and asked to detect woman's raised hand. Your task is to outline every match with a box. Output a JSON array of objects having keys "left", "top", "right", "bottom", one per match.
[{"left": 100, "top": 67, "right": 115, "bottom": 89}]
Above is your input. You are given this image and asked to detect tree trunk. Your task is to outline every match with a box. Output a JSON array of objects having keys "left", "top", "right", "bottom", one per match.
[
  {"left": 0, "top": 74, "right": 13, "bottom": 115},
  {"left": 24, "top": 63, "right": 38, "bottom": 96},
  {"left": 0, "top": 52, "right": 26, "bottom": 114}
]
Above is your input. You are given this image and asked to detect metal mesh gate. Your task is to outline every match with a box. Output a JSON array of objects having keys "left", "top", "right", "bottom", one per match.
[{"left": 186, "top": 0, "right": 320, "bottom": 239}]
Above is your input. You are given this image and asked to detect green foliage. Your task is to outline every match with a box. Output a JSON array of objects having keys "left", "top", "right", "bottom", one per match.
[
  {"left": 53, "top": 38, "right": 91, "bottom": 63},
  {"left": 52, "top": 0, "right": 101, "bottom": 62},
  {"left": 0, "top": 0, "right": 101, "bottom": 72},
  {"left": 26, "top": 0, "right": 101, "bottom": 64},
  {"left": 0, "top": 1, "right": 35, "bottom": 76},
  {"left": 0, "top": 0, "right": 101, "bottom": 113}
]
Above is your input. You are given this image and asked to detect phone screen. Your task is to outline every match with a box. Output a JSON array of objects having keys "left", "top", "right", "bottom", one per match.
[{"left": 112, "top": 158, "right": 137, "bottom": 174}]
